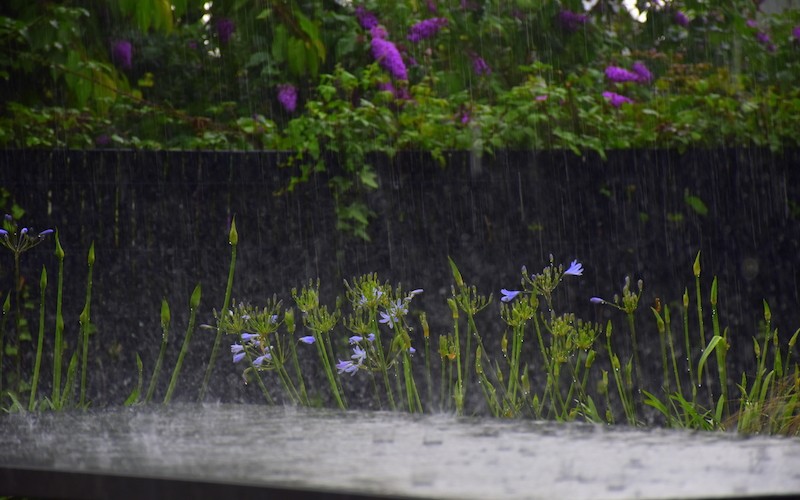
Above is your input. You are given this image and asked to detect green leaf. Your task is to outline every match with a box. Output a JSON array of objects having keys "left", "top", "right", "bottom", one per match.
[
  {"left": 684, "top": 191, "right": 709, "bottom": 216},
  {"left": 697, "top": 335, "right": 724, "bottom": 382},
  {"left": 124, "top": 354, "right": 143, "bottom": 406}
]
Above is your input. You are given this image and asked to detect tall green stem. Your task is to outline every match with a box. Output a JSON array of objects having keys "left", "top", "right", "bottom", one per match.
[
  {"left": 145, "top": 299, "right": 170, "bottom": 404},
  {"left": 78, "top": 242, "right": 95, "bottom": 407},
  {"left": 164, "top": 283, "right": 201, "bottom": 405},
  {"left": 28, "top": 266, "right": 46, "bottom": 411},
  {"left": 51, "top": 231, "right": 65, "bottom": 409},
  {"left": 199, "top": 218, "right": 237, "bottom": 401}
]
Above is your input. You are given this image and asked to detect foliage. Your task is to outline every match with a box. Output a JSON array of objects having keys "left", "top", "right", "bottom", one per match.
[{"left": 2, "top": 1, "right": 800, "bottom": 237}]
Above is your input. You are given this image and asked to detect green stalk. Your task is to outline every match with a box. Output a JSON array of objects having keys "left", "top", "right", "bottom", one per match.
[
  {"left": 693, "top": 251, "right": 706, "bottom": 352},
  {"left": 285, "top": 308, "right": 309, "bottom": 406},
  {"left": 51, "top": 231, "right": 65, "bottom": 409},
  {"left": 199, "top": 218, "right": 237, "bottom": 401},
  {"left": 663, "top": 305, "right": 683, "bottom": 397},
  {"left": 421, "top": 313, "right": 434, "bottom": 411},
  {"left": 164, "top": 283, "right": 201, "bottom": 405},
  {"left": 447, "top": 298, "right": 463, "bottom": 414},
  {"left": 313, "top": 329, "right": 346, "bottom": 410},
  {"left": 369, "top": 310, "right": 395, "bottom": 410},
  {"left": 682, "top": 288, "right": 696, "bottom": 403},
  {"left": 78, "top": 242, "right": 95, "bottom": 407},
  {"left": 28, "top": 266, "right": 46, "bottom": 411},
  {"left": 652, "top": 307, "right": 670, "bottom": 392},
  {"left": 145, "top": 299, "right": 171, "bottom": 404},
  {"left": 710, "top": 277, "right": 729, "bottom": 417},
  {"left": 0, "top": 292, "right": 10, "bottom": 397}
]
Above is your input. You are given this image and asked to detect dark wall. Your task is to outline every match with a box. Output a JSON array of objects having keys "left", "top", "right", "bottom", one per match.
[{"left": 1, "top": 148, "right": 798, "bottom": 405}]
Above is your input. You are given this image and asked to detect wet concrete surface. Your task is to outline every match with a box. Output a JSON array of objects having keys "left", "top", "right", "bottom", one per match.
[{"left": 1, "top": 404, "right": 799, "bottom": 499}]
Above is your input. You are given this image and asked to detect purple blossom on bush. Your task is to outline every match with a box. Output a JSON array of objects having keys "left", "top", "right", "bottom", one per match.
[
  {"left": 603, "top": 91, "right": 634, "bottom": 107},
  {"left": 631, "top": 61, "right": 652, "bottom": 83},
  {"left": 407, "top": 18, "right": 448, "bottom": 43},
  {"left": 215, "top": 18, "right": 236, "bottom": 44},
  {"left": 674, "top": 11, "right": 689, "bottom": 27},
  {"left": 794, "top": 25, "right": 800, "bottom": 42},
  {"left": 746, "top": 19, "right": 758, "bottom": 29},
  {"left": 277, "top": 84, "right": 297, "bottom": 113},
  {"left": 605, "top": 66, "right": 640, "bottom": 83},
  {"left": 355, "top": 6, "right": 379, "bottom": 30},
  {"left": 371, "top": 37, "right": 408, "bottom": 80},
  {"left": 111, "top": 40, "right": 132, "bottom": 70},
  {"left": 471, "top": 55, "right": 491, "bottom": 76},
  {"left": 426, "top": 0, "right": 437, "bottom": 13},
  {"left": 370, "top": 25, "right": 388, "bottom": 40},
  {"left": 558, "top": 10, "right": 589, "bottom": 32}
]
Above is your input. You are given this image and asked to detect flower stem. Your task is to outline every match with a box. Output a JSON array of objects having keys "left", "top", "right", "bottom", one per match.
[
  {"left": 164, "top": 283, "right": 201, "bottom": 405},
  {"left": 28, "top": 266, "right": 46, "bottom": 411}
]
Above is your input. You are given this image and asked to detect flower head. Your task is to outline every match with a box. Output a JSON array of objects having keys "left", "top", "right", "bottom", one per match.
[
  {"left": 605, "top": 66, "right": 640, "bottom": 83},
  {"left": 631, "top": 61, "right": 652, "bottom": 84},
  {"left": 674, "top": 11, "right": 689, "bottom": 27},
  {"left": 371, "top": 36, "right": 408, "bottom": 80},
  {"left": 277, "top": 84, "right": 298, "bottom": 113},
  {"left": 351, "top": 346, "right": 367, "bottom": 364},
  {"left": 471, "top": 55, "right": 491, "bottom": 76},
  {"left": 336, "top": 359, "right": 360, "bottom": 375},
  {"left": 602, "top": 91, "right": 634, "bottom": 107},
  {"left": 558, "top": 10, "right": 589, "bottom": 32},
  {"left": 793, "top": 25, "right": 800, "bottom": 42},
  {"left": 407, "top": 18, "right": 448, "bottom": 43},
  {"left": 590, "top": 297, "right": 605, "bottom": 304},
  {"left": 111, "top": 40, "right": 132, "bottom": 70},
  {"left": 500, "top": 289, "right": 521, "bottom": 302},
  {"left": 215, "top": 18, "right": 236, "bottom": 44},
  {"left": 355, "top": 6, "right": 379, "bottom": 30},
  {"left": 299, "top": 335, "right": 316, "bottom": 344}
]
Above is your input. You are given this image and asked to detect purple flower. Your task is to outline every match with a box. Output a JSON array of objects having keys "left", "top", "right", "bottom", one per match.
[
  {"left": 379, "top": 311, "right": 396, "bottom": 328},
  {"left": 793, "top": 25, "right": 800, "bottom": 42},
  {"left": 351, "top": 346, "right": 367, "bottom": 364},
  {"left": 590, "top": 297, "right": 605, "bottom": 305},
  {"left": 336, "top": 359, "right": 360, "bottom": 375},
  {"left": 216, "top": 18, "right": 236, "bottom": 44},
  {"left": 500, "top": 289, "right": 521, "bottom": 303},
  {"left": 535, "top": 95, "right": 548, "bottom": 102},
  {"left": 0, "top": 229, "right": 7, "bottom": 237},
  {"left": 558, "top": 10, "right": 589, "bottom": 33},
  {"left": 603, "top": 91, "right": 634, "bottom": 107},
  {"left": 426, "top": 0, "right": 437, "bottom": 13},
  {"left": 564, "top": 260, "right": 584, "bottom": 276},
  {"left": 355, "top": 6, "right": 379, "bottom": 30},
  {"left": 299, "top": 335, "right": 316, "bottom": 344},
  {"left": 605, "top": 66, "right": 640, "bottom": 83},
  {"left": 38, "top": 229, "right": 54, "bottom": 237},
  {"left": 471, "top": 55, "right": 491, "bottom": 76},
  {"left": 253, "top": 351, "right": 272, "bottom": 366},
  {"left": 746, "top": 19, "right": 758, "bottom": 29},
  {"left": 231, "top": 344, "right": 245, "bottom": 363},
  {"left": 460, "top": 111, "right": 470, "bottom": 124},
  {"left": 95, "top": 134, "right": 111, "bottom": 147},
  {"left": 631, "top": 61, "right": 652, "bottom": 84},
  {"left": 371, "top": 37, "right": 408, "bottom": 80},
  {"left": 755, "top": 31, "right": 774, "bottom": 51},
  {"left": 370, "top": 25, "right": 388, "bottom": 40},
  {"left": 241, "top": 332, "right": 259, "bottom": 342},
  {"left": 111, "top": 40, "right": 132, "bottom": 70},
  {"left": 277, "top": 84, "right": 297, "bottom": 113},
  {"left": 674, "top": 11, "right": 689, "bottom": 27},
  {"left": 407, "top": 18, "right": 448, "bottom": 43}
]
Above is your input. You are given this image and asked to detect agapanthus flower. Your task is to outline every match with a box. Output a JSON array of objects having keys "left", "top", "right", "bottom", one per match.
[
  {"left": 674, "top": 11, "right": 689, "bottom": 27},
  {"left": 558, "top": 10, "right": 589, "bottom": 32},
  {"left": 277, "top": 84, "right": 297, "bottom": 113},
  {"left": 253, "top": 351, "right": 272, "bottom": 366},
  {"left": 603, "top": 91, "right": 634, "bottom": 107},
  {"left": 241, "top": 332, "right": 259, "bottom": 342},
  {"left": 605, "top": 66, "right": 640, "bottom": 83},
  {"left": 500, "top": 289, "right": 521, "bottom": 302},
  {"left": 590, "top": 297, "right": 605, "bottom": 304},
  {"left": 407, "top": 17, "right": 448, "bottom": 43},
  {"left": 299, "top": 335, "right": 316, "bottom": 344},
  {"left": 355, "top": 6, "right": 379, "bottom": 30},
  {"left": 471, "top": 55, "right": 491, "bottom": 76},
  {"left": 564, "top": 260, "right": 584, "bottom": 276},
  {"left": 111, "top": 40, "right": 132, "bottom": 70},
  {"left": 351, "top": 346, "right": 367, "bottom": 364},
  {"left": 631, "top": 61, "right": 652, "bottom": 84},
  {"left": 216, "top": 17, "right": 236, "bottom": 44},
  {"left": 371, "top": 37, "right": 408, "bottom": 80},
  {"left": 336, "top": 359, "right": 360, "bottom": 375},
  {"left": 231, "top": 344, "right": 245, "bottom": 363}
]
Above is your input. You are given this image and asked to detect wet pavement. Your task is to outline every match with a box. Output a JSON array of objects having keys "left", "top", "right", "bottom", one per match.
[{"left": 1, "top": 404, "right": 799, "bottom": 499}]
